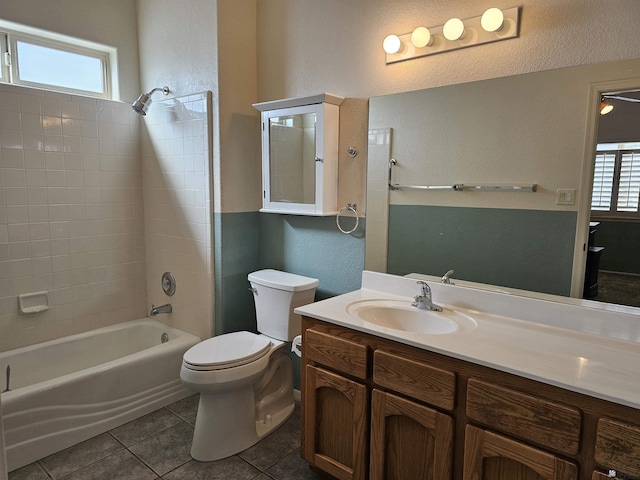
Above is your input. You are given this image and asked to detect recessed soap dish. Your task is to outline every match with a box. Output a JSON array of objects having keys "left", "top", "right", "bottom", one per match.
[{"left": 18, "top": 291, "right": 50, "bottom": 314}]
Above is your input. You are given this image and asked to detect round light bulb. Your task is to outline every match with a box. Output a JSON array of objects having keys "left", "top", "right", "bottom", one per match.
[
  {"left": 443, "top": 18, "right": 465, "bottom": 41},
  {"left": 481, "top": 8, "right": 505, "bottom": 32},
  {"left": 600, "top": 100, "right": 614, "bottom": 115},
  {"left": 410, "top": 27, "right": 433, "bottom": 48},
  {"left": 382, "top": 34, "right": 402, "bottom": 54}
]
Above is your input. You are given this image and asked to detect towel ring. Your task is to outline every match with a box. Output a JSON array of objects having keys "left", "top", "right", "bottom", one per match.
[{"left": 336, "top": 203, "right": 359, "bottom": 234}]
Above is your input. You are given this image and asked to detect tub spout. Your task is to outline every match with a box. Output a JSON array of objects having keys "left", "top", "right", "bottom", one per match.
[{"left": 150, "top": 304, "right": 172, "bottom": 316}]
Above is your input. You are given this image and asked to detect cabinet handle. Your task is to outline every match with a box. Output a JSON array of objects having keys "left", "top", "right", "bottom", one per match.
[{"left": 315, "top": 157, "right": 323, "bottom": 162}]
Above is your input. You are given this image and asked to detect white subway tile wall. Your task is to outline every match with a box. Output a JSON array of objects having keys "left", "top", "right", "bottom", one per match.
[
  {"left": 141, "top": 93, "right": 214, "bottom": 340},
  {"left": 0, "top": 84, "right": 147, "bottom": 351}
]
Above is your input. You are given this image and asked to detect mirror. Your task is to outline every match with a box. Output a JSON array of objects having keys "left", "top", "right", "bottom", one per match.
[
  {"left": 268, "top": 112, "right": 317, "bottom": 204},
  {"left": 365, "top": 57, "right": 640, "bottom": 309}
]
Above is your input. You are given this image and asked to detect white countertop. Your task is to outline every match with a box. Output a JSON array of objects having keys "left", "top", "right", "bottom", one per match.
[{"left": 295, "top": 271, "right": 640, "bottom": 410}]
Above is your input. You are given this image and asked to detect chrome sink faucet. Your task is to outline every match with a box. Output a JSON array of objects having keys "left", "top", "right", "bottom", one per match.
[
  {"left": 150, "top": 303, "right": 172, "bottom": 316},
  {"left": 412, "top": 281, "right": 442, "bottom": 312},
  {"left": 441, "top": 269, "right": 455, "bottom": 284}
]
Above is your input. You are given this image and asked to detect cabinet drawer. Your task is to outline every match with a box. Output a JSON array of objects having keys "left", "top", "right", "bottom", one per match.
[
  {"left": 305, "top": 328, "right": 368, "bottom": 380},
  {"left": 466, "top": 379, "right": 581, "bottom": 455},
  {"left": 373, "top": 350, "right": 456, "bottom": 411},
  {"left": 595, "top": 417, "right": 640, "bottom": 477}
]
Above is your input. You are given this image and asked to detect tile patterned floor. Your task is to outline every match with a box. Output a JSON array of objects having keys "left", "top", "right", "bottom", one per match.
[{"left": 8, "top": 395, "right": 324, "bottom": 480}]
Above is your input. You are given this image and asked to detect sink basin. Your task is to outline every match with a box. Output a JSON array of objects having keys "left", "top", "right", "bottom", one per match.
[{"left": 346, "top": 299, "right": 477, "bottom": 335}]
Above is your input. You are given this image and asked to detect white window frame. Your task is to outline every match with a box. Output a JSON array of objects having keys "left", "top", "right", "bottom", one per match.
[
  {"left": 0, "top": 21, "right": 115, "bottom": 99},
  {"left": 591, "top": 143, "right": 640, "bottom": 221},
  {"left": 0, "top": 34, "right": 8, "bottom": 82}
]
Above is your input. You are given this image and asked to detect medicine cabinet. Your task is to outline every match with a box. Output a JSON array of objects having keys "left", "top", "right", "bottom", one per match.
[{"left": 253, "top": 93, "right": 344, "bottom": 215}]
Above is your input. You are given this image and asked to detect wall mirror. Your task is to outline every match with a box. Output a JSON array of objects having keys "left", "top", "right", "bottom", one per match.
[
  {"left": 268, "top": 111, "right": 317, "bottom": 205},
  {"left": 365, "top": 57, "right": 640, "bottom": 311}
]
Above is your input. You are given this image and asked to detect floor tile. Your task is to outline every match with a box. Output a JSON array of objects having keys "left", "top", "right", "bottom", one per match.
[
  {"left": 238, "top": 425, "right": 300, "bottom": 470},
  {"left": 110, "top": 408, "right": 182, "bottom": 446},
  {"left": 281, "top": 404, "right": 301, "bottom": 436},
  {"left": 265, "top": 450, "right": 324, "bottom": 480},
  {"left": 161, "top": 456, "right": 260, "bottom": 480},
  {"left": 165, "top": 394, "right": 199, "bottom": 421},
  {"left": 39, "top": 433, "right": 124, "bottom": 479},
  {"left": 59, "top": 450, "right": 157, "bottom": 480},
  {"left": 129, "top": 421, "right": 194, "bottom": 476},
  {"left": 8, "top": 462, "right": 50, "bottom": 480}
]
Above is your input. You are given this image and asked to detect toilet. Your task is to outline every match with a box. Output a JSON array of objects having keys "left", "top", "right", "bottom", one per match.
[{"left": 180, "top": 269, "right": 319, "bottom": 461}]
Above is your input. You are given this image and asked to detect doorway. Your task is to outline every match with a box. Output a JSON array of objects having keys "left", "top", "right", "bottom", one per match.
[{"left": 583, "top": 88, "right": 640, "bottom": 308}]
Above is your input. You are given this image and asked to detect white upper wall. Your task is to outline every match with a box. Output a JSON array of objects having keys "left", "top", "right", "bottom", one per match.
[
  {"left": 136, "top": 0, "right": 260, "bottom": 214},
  {"left": 257, "top": 0, "right": 640, "bottom": 100},
  {"left": 0, "top": 0, "right": 141, "bottom": 102},
  {"left": 135, "top": 0, "right": 217, "bottom": 100},
  {"left": 256, "top": 0, "right": 640, "bottom": 216}
]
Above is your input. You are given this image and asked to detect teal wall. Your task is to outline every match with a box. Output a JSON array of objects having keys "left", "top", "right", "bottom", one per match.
[
  {"left": 258, "top": 214, "right": 365, "bottom": 300},
  {"left": 258, "top": 213, "right": 365, "bottom": 389},
  {"left": 214, "top": 212, "right": 366, "bottom": 389},
  {"left": 388, "top": 205, "right": 577, "bottom": 296},
  {"left": 214, "top": 212, "right": 261, "bottom": 335},
  {"left": 594, "top": 220, "right": 640, "bottom": 274}
]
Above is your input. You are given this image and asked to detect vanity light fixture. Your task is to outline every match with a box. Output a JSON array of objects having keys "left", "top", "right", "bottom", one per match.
[
  {"left": 382, "top": 34, "right": 403, "bottom": 54},
  {"left": 411, "top": 27, "right": 433, "bottom": 48},
  {"left": 443, "top": 18, "right": 465, "bottom": 41},
  {"left": 383, "top": 6, "right": 520, "bottom": 64},
  {"left": 481, "top": 7, "right": 505, "bottom": 32}
]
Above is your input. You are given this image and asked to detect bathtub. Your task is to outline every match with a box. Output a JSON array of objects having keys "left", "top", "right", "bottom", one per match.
[{"left": 0, "top": 318, "right": 200, "bottom": 472}]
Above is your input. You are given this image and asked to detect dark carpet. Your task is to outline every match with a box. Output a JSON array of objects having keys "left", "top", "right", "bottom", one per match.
[{"left": 594, "top": 271, "right": 640, "bottom": 308}]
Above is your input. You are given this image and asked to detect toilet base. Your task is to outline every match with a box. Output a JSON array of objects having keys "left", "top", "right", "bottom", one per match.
[{"left": 189, "top": 350, "right": 295, "bottom": 462}]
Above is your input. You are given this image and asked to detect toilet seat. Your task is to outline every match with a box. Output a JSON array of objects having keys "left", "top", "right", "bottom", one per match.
[{"left": 183, "top": 331, "right": 272, "bottom": 371}]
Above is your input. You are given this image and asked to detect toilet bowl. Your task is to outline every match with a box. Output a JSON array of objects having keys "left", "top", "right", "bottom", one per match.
[{"left": 180, "top": 269, "right": 319, "bottom": 461}]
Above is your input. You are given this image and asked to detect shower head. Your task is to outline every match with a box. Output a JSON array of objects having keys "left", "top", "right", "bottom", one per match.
[{"left": 132, "top": 86, "right": 170, "bottom": 115}]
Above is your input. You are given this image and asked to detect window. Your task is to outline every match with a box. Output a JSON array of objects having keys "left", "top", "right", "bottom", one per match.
[
  {"left": 0, "top": 34, "right": 7, "bottom": 82},
  {"left": 591, "top": 143, "right": 640, "bottom": 220},
  {"left": 0, "top": 22, "right": 113, "bottom": 99}
]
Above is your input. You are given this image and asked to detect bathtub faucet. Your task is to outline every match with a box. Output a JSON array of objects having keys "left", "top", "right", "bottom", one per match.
[{"left": 150, "top": 303, "right": 172, "bottom": 316}]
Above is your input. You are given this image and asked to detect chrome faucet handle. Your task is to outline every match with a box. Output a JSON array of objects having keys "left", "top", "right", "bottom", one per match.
[{"left": 441, "top": 270, "right": 455, "bottom": 284}]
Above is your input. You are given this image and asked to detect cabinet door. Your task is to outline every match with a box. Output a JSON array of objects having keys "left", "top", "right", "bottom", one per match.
[
  {"left": 370, "top": 389, "right": 453, "bottom": 480},
  {"left": 303, "top": 365, "right": 368, "bottom": 480},
  {"left": 463, "top": 425, "right": 577, "bottom": 480},
  {"left": 595, "top": 417, "right": 640, "bottom": 477}
]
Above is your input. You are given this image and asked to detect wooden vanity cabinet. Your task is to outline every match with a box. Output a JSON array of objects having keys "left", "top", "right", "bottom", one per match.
[
  {"left": 304, "top": 365, "right": 368, "bottom": 480},
  {"left": 302, "top": 328, "right": 369, "bottom": 480},
  {"left": 370, "top": 389, "right": 453, "bottom": 480},
  {"left": 300, "top": 317, "right": 640, "bottom": 480},
  {"left": 594, "top": 417, "right": 640, "bottom": 478},
  {"left": 463, "top": 425, "right": 578, "bottom": 480}
]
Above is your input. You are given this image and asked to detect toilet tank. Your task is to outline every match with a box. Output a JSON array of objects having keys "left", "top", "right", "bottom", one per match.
[{"left": 248, "top": 269, "right": 319, "bottom": 341}]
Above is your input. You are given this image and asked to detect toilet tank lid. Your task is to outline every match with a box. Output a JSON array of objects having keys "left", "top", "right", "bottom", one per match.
[{"left": 248, "top": 269, "right": 319, "bottom": 291}]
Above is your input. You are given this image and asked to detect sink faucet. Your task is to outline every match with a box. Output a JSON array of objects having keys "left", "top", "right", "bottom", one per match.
[
  {"left": 412, "top": 281, "right": 442, "bottom": 312},
  {"left": 150, "top": 303, "right": 172, "bottom": 316},
  {"left": 441, "top": 269, "right": 455, "bottom": 284}
]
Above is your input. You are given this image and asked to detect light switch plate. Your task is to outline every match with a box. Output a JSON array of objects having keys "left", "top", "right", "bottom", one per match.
[{"left": 556, "top": 189, "right": 576, "bottom": 205}]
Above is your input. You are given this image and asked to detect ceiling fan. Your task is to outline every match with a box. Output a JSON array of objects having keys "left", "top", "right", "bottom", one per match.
[{"left": 600, "top": 89, "right": 640, "bottom": 115}]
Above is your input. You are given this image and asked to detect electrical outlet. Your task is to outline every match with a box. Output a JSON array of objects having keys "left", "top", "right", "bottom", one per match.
[{"left": 556, "top": 189, "right": 576, "bottom": 205}]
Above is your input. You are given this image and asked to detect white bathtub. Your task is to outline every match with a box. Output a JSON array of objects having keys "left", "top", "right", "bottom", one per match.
[{"left": 0, "top": 318, "right": 200, "bottom": 472}]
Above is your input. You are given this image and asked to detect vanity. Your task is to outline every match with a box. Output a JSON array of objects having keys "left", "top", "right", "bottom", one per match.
[{"left": 295, "top": 271, "right": 640, "bottom": 480}]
